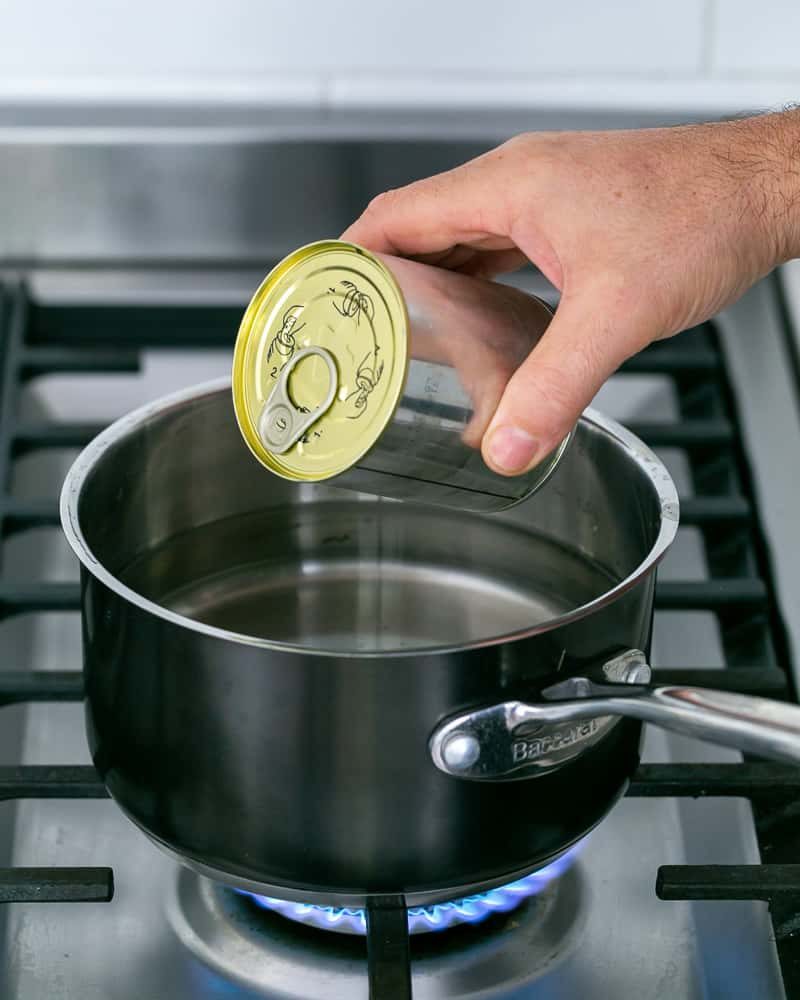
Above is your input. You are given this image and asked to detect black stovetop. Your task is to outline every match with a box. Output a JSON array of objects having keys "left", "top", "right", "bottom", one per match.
[{"left": 1, "top": 277, "right": 800, "bottom": 998}]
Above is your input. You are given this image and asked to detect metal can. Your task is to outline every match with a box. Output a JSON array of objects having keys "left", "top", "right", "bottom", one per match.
[{"left": 232, "top": 240, "right": 571, "bottom": 512}]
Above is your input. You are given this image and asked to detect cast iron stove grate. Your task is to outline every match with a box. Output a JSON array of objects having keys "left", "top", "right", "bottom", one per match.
[{"left": 1, "top": 276, "right": 800, "bottom": 998}]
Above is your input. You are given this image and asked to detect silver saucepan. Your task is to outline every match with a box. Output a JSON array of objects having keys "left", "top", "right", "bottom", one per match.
[{"left": 60, "top": 380, "right": 800, "bottom": 907}]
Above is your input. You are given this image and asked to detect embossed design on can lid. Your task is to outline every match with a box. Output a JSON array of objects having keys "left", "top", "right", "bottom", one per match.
[{"left": 232, "top": 240, "right": 408, "bottom": 482}]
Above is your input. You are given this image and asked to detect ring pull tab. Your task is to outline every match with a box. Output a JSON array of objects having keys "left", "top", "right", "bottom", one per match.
[{"left": 258, "top": 347, "right": 339, "bottom": 454}]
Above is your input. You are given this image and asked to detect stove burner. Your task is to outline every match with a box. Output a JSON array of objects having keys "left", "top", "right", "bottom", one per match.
[
  {"left": 240, "top": 843, "right": 583, "bottom": 936},
  {"left": 168, "top": 861, "right": 587, "bottom": 999}
]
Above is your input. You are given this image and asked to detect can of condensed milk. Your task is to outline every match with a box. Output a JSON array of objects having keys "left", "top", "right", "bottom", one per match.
[{"left": 232, "top": 240, "right": 571, "bottom": 512}]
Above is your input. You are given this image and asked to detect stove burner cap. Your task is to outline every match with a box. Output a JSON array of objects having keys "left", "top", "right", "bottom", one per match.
[{"left": 240, "top": 843, "right": 582, "bottom": 936}]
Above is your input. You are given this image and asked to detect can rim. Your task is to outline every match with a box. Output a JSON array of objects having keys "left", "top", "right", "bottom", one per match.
[{"left": 231, "top": 239, "right": 410, "bottom": 482}]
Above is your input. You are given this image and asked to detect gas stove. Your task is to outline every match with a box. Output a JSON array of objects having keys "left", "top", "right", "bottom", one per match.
[{"left": 1, "top": 111, "right": 800, "bottom": 999}]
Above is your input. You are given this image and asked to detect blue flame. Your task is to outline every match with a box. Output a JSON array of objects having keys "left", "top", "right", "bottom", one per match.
[{"left": 240, "top": 842, "right": 582, "bottom": 936}]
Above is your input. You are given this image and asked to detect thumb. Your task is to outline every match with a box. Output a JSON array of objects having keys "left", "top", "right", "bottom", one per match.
[{"left": 481, "top": 294, "right": 642, "bottom": 475}]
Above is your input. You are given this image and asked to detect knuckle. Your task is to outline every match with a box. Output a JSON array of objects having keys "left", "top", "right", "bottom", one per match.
[
  {"left": 365, "top": 188, "right": 399, "bottom": 216},
  {"left": 502, "top": 131, "right": 535, "bottom": 156}
]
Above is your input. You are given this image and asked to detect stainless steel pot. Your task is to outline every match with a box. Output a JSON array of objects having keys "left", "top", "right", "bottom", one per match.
[{"left": 60, "top": 379, "right": 800, "bottom": 907}]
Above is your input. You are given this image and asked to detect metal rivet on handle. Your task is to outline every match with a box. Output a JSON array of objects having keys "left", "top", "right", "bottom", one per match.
[
  {"left": 442, "top": 733, "right": 481, "bottom": 771},
  {"left": 625, "top": 662, "right": 652, "bottom": 685},
  {"left": 603, "top": 648, "right": 652, "bottom": 686}
]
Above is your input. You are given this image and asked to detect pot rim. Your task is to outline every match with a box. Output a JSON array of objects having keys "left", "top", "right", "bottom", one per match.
[{"left": 60, "top": 376, "right": 679, "bottom": 659}]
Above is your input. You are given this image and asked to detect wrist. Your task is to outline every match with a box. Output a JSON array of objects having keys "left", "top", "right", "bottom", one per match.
[{"left": 732, "top": 110, "right": 800, "bottom": 268}]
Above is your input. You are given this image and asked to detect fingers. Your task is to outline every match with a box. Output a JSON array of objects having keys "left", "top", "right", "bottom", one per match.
[
  {"left": 386, "top": 244, "right": 526, "bottom": 279},
  {"left": 482, "top": 292, "right": 645, "bottom": 475},
  {"left": 412, "top": 236, "right": 520, "bottom": 267},
  {"left": 341, "top": 149, "right": 516, "bottom": 258},
  {"left": 455, "top": 247, "right": 529, "bottom": 278}
]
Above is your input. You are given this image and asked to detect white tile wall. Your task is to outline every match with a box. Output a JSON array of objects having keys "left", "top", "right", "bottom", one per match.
[
  {"left": 0, "top": 0, "right": 798, "bottom": 112},
  {"left": 0, "top": 0, "right": 704, "bottom": 77},
  {"left": 713, "top": 0, "right": 800, "bottom": 76}
]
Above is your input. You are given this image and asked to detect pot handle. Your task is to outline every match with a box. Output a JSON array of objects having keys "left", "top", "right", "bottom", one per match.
[{"left": 429, "top": 649, "right": 800, "bottom": 780}]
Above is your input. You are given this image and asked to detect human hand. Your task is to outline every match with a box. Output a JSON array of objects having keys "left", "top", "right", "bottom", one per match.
[{"left": 342, "top": 114, "right": 799, "bottom": 475}]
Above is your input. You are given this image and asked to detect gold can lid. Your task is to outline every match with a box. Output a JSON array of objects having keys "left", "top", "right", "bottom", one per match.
[{"left": 233, "top": 241, "right": 409, "bottom": 481}]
